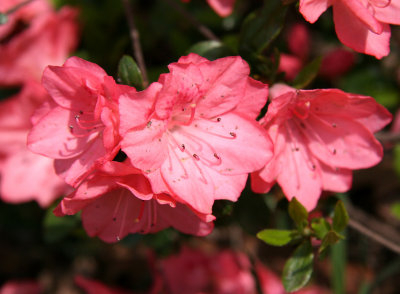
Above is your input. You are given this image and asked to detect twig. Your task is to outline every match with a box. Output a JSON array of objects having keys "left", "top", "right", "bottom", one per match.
[
  {"left": 121, "top": 0, "right": 148, "bottom": 87},
  {"left": 375, "top": 131, "right": 400, "bottom": 143},
  {"left": 346, "top": 203, "right": 400, "bottom": 255},
  {"left": 163, "top": 0, "right": 220, "bottom": 41}
]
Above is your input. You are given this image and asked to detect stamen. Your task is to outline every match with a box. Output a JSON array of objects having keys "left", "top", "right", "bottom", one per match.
[
  {"left": 214, "top": 153, "right": 220, "bottom": 160},
  {"left": 229, "top": 132, "right": 237, "bottom": 138},
  {"left": 135, "top": 200, "right": 146, "bottom": 223},
  {"left": 193, "top": 154, "right": 200, "bottom": 160}
]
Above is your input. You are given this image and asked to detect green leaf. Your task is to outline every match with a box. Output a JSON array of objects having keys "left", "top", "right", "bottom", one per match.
[
  {"left": 118, "top": 55, "right": 144, "bottom": 90},
  {"left": 257, "top": 229, "right": 295, "bottom": 246},
  {"left": 43, "top": 207, "right": 80, "bottom": 243},
  {"left": 0, "top": 13, "right": 8, "bottom": 25},
  {"left": 288, "top": 197, "right": 309, "bottom": 230},
  {"left": 239, "top": 0, "right": 287, "bottom": 57},
  {"left": 319, "top": 231, "right": 342, "bottom": 254},
  {"left": 311, "top": 218, "right": 331, "bottom": 240},
  {"left": 187, "top": 40, "right": 233, "bottom": 60},
  {"left": 390, "top": 202, "right": 400, "bottom": 220},
  {"left": 292, "top": 56, "right": 322, "bottom": 89},
  {"left": 282, "top": 241, "right": 314, "bottom": 292},
  {"left": 332, "top": 200, "right": 349, "bottom": 233}
]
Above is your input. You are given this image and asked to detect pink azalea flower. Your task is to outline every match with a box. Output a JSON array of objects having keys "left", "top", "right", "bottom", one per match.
[
  {"left": 159, "top": 247, "right": 255, "bottom": 294},
  {"left": 319, "top": 48, "right": 356, "bottom": 80},
  {"left": 251, "top": 84, "right": 392, "bottom": 211},
  {"left": 120, "top": 53, "right": 273, "bottom": 215},
  {"left": 54, "top": 162, "right": 214, "bottom": 243},
  {"left": 299, "top": 0, "right": 400, "bottom": 59},
  {"left": 0, "top": 81, "right": 67, "bottom": 207},
  {"left": 0, "top": 0, "right": 79, "bottom": 85},
  {"left": 0, "top": 280, "right": 41, "bottom": 294},
  {"left": 182, "top": 0, "right": 235, "bottom": 17},
  {"left": 75, "top": 275, "right": 132, "bottom": 294},
  {"left": 28, "top": 57, "right": 135, "bottom": 187}
]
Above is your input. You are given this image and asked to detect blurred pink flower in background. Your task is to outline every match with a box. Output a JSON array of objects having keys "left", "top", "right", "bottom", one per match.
[
  {"left": 120, "top": 53, "right": 273, "bottom": 215},
  {"left": 75, "top": 275, "right": 132, "bottom": 294},
  {"left": 0, "top": 280, "right": 41, "bottom": 294},
  {"left": 0, "top": 0, "right": 79, "bottom": 85},
  {"left": 252, "top": 84, "right": 392, "bottom": 211},
  {"left": 182, "top": 0, "right": 235, "bottom": 17},
  {"left": 299, "top": 0, "right": 400, "bottom": 59},
  {"left": 0, "top": 82, "right": 68, "bottom": 207}
]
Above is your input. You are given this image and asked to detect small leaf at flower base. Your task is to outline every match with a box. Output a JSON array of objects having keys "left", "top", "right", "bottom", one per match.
[
  {"left": 118, "top": 55, "right": 144, "bottom": 90},
  {"left": 311, "top": 218, "right": 331, "bottom": 240},
  {"left": 257, "top": 229, "right": 295, "bottom": 246},
  {"left": 43, "top": 207, "right": 80, "bottom": 243},
  {"left": 0, "top": 13, "right": 8, "bottom": 25},
  {"left": 332, "top": 200, "right": 349, "bottom": 233},
  {"left": 289, "top": 197, "right": 309, "bottom": 230},
  {"left": 187, "top": 40, "right": 233, "bottom": 60},
  {"left": 319, "top": 231, "right": 342, "bottom": 254},
  {"left": 282, "top": 240, "right": 314, "bottom": 292},
  {"left": 292, "top": 56, "right": 322, "bottom": 89}
]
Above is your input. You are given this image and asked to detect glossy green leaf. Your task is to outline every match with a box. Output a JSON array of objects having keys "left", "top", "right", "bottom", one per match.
[
  {"left": 332, "top": 200, "right": 349, "bottom": 233},
  {"left": 311, "top": 218, "right": 331, "bottom": 240},
  {"left": 118, "top": 55, "right": 144, "bottom": 90},
  {"left": 239, "top": 0, "right": 287, "bottom": 57},
  {"left": 282, "top": 241, "right": 314, "bottom": 292},
  {"left": 292, "top": 56, "right": 322, "bottom": 89},
  {"left": 289, "top": 197, "right": 309, "bottom": 230},
  {"left": 0, "top": 13, "right": 8, "bottom": 25},
  {"left": 187, "top": 40, "right": 233, "bottom": 60},
  {"left": 257, "top": 229, "right": 295, "bottom": 246},
  {"left": 319, "top": 231, "right": 341, "bottom": 254}
]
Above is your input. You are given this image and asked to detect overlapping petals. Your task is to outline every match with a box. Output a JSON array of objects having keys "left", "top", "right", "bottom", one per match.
[
  {"left": 120, "top": 54, "right": 273, "bottom": 214},
  {"left": 252, "top": 84, "right": 392, "bottom": 211}
]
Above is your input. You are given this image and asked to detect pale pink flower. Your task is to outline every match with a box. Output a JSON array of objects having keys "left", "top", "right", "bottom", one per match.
[
  {"left": 28, "top": 57, "right": 135, "bottom": 187},
  {"left": 120, "top": 53, "right": 273, "bottom": 215},
  {"left": 0, "top": 1, "right": 79, "bottom": 85},
  {"left": 54, "top": 162, "right": 214, "bottom": 243},
  {"left": 182, "top": 0, "right": 235, "bottom": 17},
  {"left": 299, "top": 0, "right": 400, "bottom": 59},
  {"left": 0, "top": 81, "right": 67, "bottom": 207},
  {"left": 160, "top": 247, "right": 255, "bottom": 294},
  {"left": 251, "top": 84, "right": 392, "bottom": 211}
]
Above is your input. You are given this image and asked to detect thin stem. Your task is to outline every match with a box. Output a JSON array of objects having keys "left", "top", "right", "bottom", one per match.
[
  {"left": 346, "top": 203, "right": 400, "bottom": 255},
  {"left": 163, "top": 0, "right": 220, "bottom": 41},
  {"left": 121, "top": 0, "right": 149, "bottom": 87},
  {"left": 375, "top": 131, "right": 400, "bottom": 143}
]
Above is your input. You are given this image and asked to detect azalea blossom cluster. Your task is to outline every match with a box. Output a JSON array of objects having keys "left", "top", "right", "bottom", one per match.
[
  {"left": 26, "top": 50, "right": 391, "bottom": 241},
  {"left": 0, "top": 0, "right": 78, "bottom": 207}
]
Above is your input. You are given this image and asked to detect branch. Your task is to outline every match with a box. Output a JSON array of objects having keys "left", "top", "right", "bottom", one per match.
[
  {"left": 121, "top": 0, "right": 149, "bottom": 87},
  {"left": 375, "top": 131, "right": 400, "bottom": 143},
  {"left": 163, "top": 0, "right": 220, "bottom": 41},
  {"left": 346, "top": 203, "right": 400, "bottom": 255}
]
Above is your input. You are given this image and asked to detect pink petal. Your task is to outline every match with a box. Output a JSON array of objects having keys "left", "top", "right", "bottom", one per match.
[
  {"left": 319, "top": 162, "right": 352, "bottom": 192},
  {"left": 122, "top": 119, "right": 169, "bottom": 172},
  {"left": 303, "top": 113, "right": 384, "bottom": 169},
  {"left": 206, "top": 0, "right": 235, "bottom": 17},
  {"left": 374, "top": 0, "right": 400, "bottom": 25},
  {"left": 119, "top": 82, "right": 161, "bottom": 135},
  {"left": 333, "top": 2, "right": 391, "bottom": 58},
  {"left": 299, "top": 0, "right": 332, "bottom": 23},
  {"left": 177, "top": 53, "right": 209, "bottom": 64},
  {"left": 235, "top": 77, "right": 268, "bottom": 119}
]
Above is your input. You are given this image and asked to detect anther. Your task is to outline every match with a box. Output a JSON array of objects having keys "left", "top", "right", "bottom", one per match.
[
  {"left": 229, "top": 132, "right": 236, "bottom": 138},
  {"left": 333, "top": 149, "right": 337, "bottom": 155},
  {"left": 180, "top": 144, "right": 185, "bottom": 151},
  {"left": 214, "top": 153, "right": 220, "bottom": 160},
  {"left": 147, "top": 121, "right": 152, "bottom": 128},
  {"left": 217, "top": 117, "right": 221, "bottom": 122},
  {"left": 193, "top": 154, "right": 200, "bottom": 160}
]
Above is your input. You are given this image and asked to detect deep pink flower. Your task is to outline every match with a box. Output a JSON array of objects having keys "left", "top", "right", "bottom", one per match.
[
  {"left": 75, "top": 276, "right": 132, "bottom": 294},
  {"left": 319, "top": 48, "right": 356, "bottom": 80},
  {"left": 120, "top": 54, "right": 273, "bottom": 214},
  {"left": 54, "top": 162, "right": 214, "bottom": 243},
  {"left": 160, "top": 247, "right": 255, "bottom": 294},
  {"left": 299, "top": 0, "right": 400, "bottom": 59},
  {"left": 0, "top": 81, "right": 67, "bottom": 207},
  {"left": 251, "top": 84, "right": 392, "bottom": 210},
  {"left": 0, "top": 1, "right": 79, "bottom": 85},
  {"left": 28, "top": 57, "right": 135, "bottom": 187},
  {"left": 182, "top": 0, "right": 235, "bottom": 17}
]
